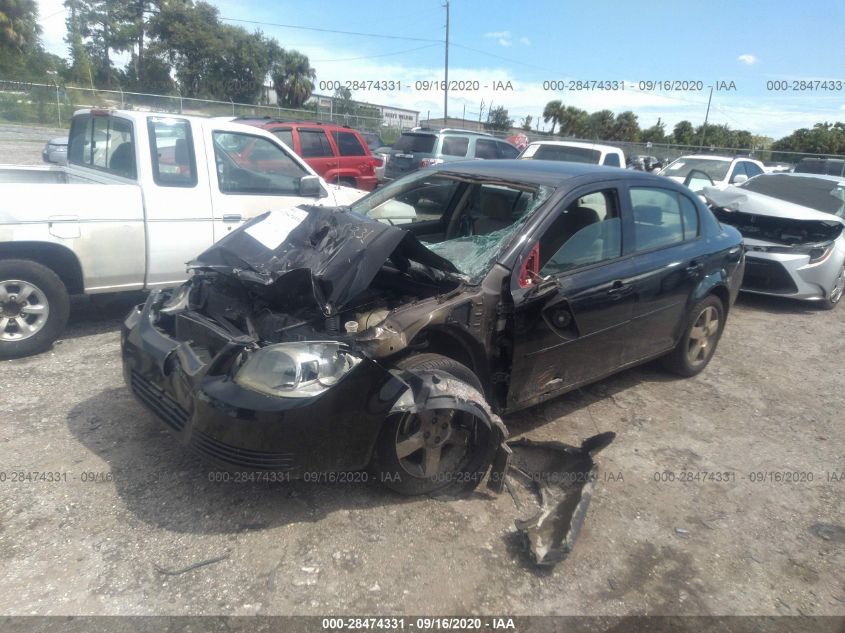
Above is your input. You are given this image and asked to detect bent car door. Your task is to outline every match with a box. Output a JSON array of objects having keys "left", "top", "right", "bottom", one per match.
[{"left": 507, "top": 185, "right": 638, "bottom": 408}]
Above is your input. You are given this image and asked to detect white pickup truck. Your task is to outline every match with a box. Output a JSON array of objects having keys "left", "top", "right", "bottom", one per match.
[{"left": 0, "top": 109, "right": 368, "bottom": 358}]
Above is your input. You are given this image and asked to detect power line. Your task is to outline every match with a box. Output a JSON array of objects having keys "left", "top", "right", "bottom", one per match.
[
  {"left": 311, "top": 43, "right": 440, "bottom": 63},
  {"left": 219, "top": 17, "right": 442, "bottom": 43}
]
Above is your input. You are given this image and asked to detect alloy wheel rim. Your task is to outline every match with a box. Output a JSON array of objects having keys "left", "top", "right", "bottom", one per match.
[
  {"left": 394, "top": 409, "right": 471, "bottom": 479},
  {"left": 687, "top": 305, "right": 720, "bottom": 367},
  {"left": 0, "top": 280, "right": 50, "bottom": 342}
]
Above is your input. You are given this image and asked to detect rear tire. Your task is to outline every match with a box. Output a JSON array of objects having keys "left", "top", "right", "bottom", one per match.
[
  {"left": 373, "top": 353, "right": 495, "bottom": 496},
  {"left": 0, "top": 259, "right": 70, "bottom": 359},
  {"left": 662, "top": 294, "right": 725, "bottom": 377}
]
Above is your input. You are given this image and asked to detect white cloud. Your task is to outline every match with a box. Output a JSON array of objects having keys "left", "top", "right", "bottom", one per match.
[
  {"left": 484, "top": 31, "right": 512, "bottom": 47},
  {"left": 737, "top": 54, "right": 759, "bottom": 65}
]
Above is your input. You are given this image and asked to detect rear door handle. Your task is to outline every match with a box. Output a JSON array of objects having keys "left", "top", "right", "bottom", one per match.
[
  {"left": 222, "top": 214, "right": 243, "bottom": 223},
  {"left": 607, "top": 280, "right": 634, "bottom": 298}
]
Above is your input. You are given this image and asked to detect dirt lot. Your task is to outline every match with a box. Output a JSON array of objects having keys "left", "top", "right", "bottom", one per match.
[{"left": 0, "top": 123, "right": 843, "bottom": 617}]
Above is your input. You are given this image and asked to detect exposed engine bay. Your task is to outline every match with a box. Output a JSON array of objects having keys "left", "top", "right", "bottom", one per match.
[{"left": 711, "top": 207, "right": 843, "bottom": 245}]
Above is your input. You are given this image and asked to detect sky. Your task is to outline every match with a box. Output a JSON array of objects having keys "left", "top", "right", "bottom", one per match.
[{"left": 34, "top": 0, "right": 845, "bottom": 138}]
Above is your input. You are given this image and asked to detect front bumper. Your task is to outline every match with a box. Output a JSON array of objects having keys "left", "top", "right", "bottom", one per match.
[
  {"left": 742, "top": 244, "right": 843, "bottom": 301},
  {"left": 120, "top": 292, "right": 408, "bottom": 475}
]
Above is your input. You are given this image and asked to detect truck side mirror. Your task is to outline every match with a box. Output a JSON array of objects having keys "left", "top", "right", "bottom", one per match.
[{"left": 299, "top": 175, "right": 324, "bottom": 198}]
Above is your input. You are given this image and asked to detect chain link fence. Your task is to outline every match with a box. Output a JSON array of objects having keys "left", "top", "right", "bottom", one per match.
[{"left": 0, "top": 79, "right": 402, "bottom": 139}]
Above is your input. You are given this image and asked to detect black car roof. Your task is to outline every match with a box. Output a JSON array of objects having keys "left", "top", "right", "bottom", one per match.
[{"left": 433, "top": 159, "right": 672, "bottom": 188}]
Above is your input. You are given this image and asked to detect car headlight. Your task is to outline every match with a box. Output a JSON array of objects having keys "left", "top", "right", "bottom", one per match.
[
  {"left": 234, "top": 342, "right": 361, "bottom": 399},
  {"left": 808, "top": 243, "right": 834, "bottom": 265}
]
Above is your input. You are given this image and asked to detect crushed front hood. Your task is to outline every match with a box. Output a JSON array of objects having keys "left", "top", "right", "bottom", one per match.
[
  {"left": 704, "top": 186, "right": 845, "bottom": 225},
  {"left": 190, "top": 206, "right": 458, "bottom": 315}
]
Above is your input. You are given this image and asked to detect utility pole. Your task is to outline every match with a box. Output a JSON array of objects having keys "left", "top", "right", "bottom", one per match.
[
  {"left": 698, "top": 85, "right": 714, "bottom": 150},
  {"left": 443, "top": 0, "right": 450, "bottom": 125}
]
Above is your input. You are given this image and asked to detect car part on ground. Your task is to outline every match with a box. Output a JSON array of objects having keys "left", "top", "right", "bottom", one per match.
[
  {"left": 705, "top": 174, "right": 845, "bottom": 306},
  {"left": 506, "top": 432, "right": 615, "bottom": 566}
]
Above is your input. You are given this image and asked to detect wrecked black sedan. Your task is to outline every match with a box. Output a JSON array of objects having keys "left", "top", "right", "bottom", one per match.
[{"left": 122, "top": 161, "right": 744, "bottom": 495}]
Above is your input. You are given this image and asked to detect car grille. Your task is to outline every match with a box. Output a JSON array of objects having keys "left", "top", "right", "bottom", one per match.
[
  {"left": 189, "top": 428, "right": 295, "bottom": 471},
  {"left": 743, "top": 257, "right": 799, "bottom": 294},
  {"left": 130, "top": 370, "right": 189, "bottom": 432}
]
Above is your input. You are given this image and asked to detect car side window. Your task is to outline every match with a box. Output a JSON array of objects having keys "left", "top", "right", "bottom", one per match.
[
  {"left": 603, "top": 153, "right": 621, "bottom": 167},
  {"left": 298, "top": 129, "right": 334, "bottom": 157},
  {"left": 678, "top": 194, "right": 700, "bottom": 240},
  {"left": 272, "top": 128, "right": 294, "bottom": 150},
  {"left": 331, "top": 131, "right": 367, "bottom": 156},
  {"left": 441, "top": 136, "right": 468, "bottom": 157},
  {"left": 68, "top": 114, "right": 136, "bottom": 180},
  {"left": 474, "top": 139, "right": 499, "bottom": 159},
  {"left": 366, "top": 176, "right": 462, "bottom": 225},
  {"left": 630, "top": 187, "right": 686, "bottom": 250},
  {"left": 148, "top": 117, "right": 196, "bottom": 187},
  {"left": 539, "top": 189, "right": 622, "bottom": 275},
  {"left": 743, "top": 161, "right": 763, "bottom": 178},
  {"left": 497, "top": 142, "right": 520, "bottom": 159},
  {"left": 729, "top": 161, "right": 747, "bottom": 183},
  {"left": 212, "top": 131, "right": 308, "bottom": 196}
]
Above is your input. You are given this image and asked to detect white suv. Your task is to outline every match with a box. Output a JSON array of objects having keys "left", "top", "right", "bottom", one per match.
[
  {"left": 518, "top": 141, "right": 625, "bottom": 167},
  {"left": 660, "top": 155, "right": 765, "bottom": 190}
]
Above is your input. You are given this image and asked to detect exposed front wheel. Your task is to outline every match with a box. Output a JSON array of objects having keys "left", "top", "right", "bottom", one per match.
[
  {"left": 662, "top": 294, "right": 725, "bottom": 377},
  {"left": 820, "top": 263, "right": 844, "bottom": 310},
  {"left": 0, "top": 260, "right": 70, "bottom": 359},
  {"left": 373, "top": 353, "right": 497, "bottom": 496}
]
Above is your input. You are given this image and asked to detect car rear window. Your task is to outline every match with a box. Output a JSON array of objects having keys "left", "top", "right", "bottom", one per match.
[
  {"left": 331, "top": 130, "right": 367, "bottom": 156},
  {"left": 531, "top": 145, "right": 601, "bottom": 164},
  {"left": 441, "top": 136, "right": 468, "bottom": 157},
  {"left": 393, "top": 133, "right": 436, "bottom": 153}
]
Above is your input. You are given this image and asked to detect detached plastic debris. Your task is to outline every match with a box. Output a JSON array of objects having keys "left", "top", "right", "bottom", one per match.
[{"left": 505, "top": 432, "right": 615, "bottom": 566}]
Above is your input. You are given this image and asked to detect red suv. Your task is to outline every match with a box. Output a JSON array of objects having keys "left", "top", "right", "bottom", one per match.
[{"left": 237, "top": 118, "right": 380, "bottom": 191}]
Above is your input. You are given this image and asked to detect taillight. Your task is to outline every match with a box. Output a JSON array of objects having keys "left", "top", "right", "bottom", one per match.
[
  {"left": 420, "top": 158, "right": 443, "bottom": 167},
  {"left": 372, "top": 156, "right": 383, "bottom": 167},
  {"left": 518, "top": 243, "right": 540, "bottom": 288}
]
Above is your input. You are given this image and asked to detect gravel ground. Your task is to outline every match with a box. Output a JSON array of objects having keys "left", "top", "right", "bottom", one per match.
[
  {"left": 0, "top": 292, "right": 843, "bottom": 617},
  {"left": 0, "top": 123, "right": 843, "bottom": 617}
]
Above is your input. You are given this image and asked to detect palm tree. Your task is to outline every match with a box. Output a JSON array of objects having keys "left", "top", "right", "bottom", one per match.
[
  {"left": 542, "top": 100, "right": 563, "bottom": 135},
  {"left": 0, "top": 0, "right": 40, "bottom": 51},
  {"left": 272, "top": 50, "right": 316, "bottom": 109}
]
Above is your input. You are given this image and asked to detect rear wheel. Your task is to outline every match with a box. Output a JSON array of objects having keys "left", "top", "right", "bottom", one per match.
[
  {"left": 374, "top": 353, "right": 495, "bottom": 496},
  {"left": 662, "top": 294, "right": 725, "bottom": 377},
  {"left": 0, "top": 260, "right": 70, "bottom": 359},
  {"left": 820, "top": 263, "right": 844, "bottom": 310}
]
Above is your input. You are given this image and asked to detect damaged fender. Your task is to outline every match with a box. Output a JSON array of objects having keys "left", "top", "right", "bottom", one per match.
[{"left": 386, "top": 368, "right": 510, "bottom": 495}]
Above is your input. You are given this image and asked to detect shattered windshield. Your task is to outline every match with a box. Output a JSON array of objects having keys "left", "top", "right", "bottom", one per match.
[
  {"left": 350, "top": 171, "right": 554, "bottom": 281},
  {"left": 740, "top": 174, "right": 845, "bottom": 217}
]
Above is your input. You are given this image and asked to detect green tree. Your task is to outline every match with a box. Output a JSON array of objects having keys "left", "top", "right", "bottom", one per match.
[
  {"left": 588, "top": 109, "right": 615, "bottom": 140},
  {"left": 559, "top": 105, "right": 589, "bottom": 138},
  {"left": 610, "top": 110, "right": 640, "bottom": 141},
  {"left": 0, "top": 0, "right": 39, "bottom": 51},
  {"left": 65, "top": 0, "right": 135, "bottom": 88},
  {"left": 542, "top": 99, "right": 562, "bottom": 134},
  {"left": 771, "top": 122, "right": 845, "bottom": 156},
  {"left": 641, "top": 118, "right": 668, "bottom": 144},
  {"left": 272, "top": 50, "right": 316, "bottom": 108},
  {"left": 672, "top": 120, "right": 695, "bottom": 146},
  {"left": 485, "top": 105, "right": 512, "bottom": 131},
  {"left": 333, "top": 85, "right": 354, "bottom": 114},
  {"left": 520, "top": 114, "right": 533, "bottom": 131}
]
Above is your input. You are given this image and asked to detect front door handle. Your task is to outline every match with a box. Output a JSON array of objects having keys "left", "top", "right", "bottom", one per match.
[
  {"left": 222, "top": 214, "right": 243, "bottom": 223},
  {"left": 685, "top": 260, "right": 704, "bottom": 277}
]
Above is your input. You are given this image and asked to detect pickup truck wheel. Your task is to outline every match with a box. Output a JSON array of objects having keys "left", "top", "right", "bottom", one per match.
[{"left": 0, "top": 260, "right": 70, "bottom": 359}]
